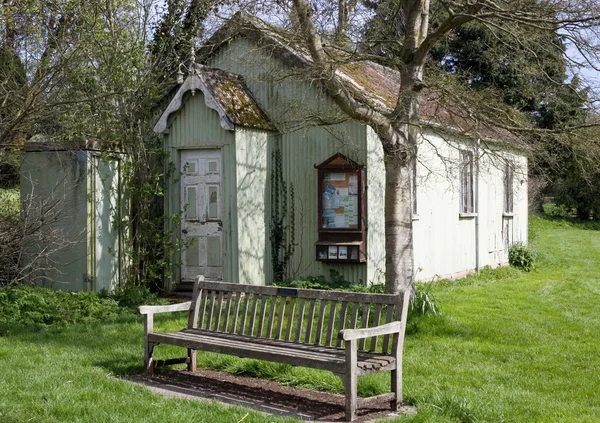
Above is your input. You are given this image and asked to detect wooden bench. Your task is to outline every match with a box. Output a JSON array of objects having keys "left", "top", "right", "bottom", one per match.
[{"left": 139, "top": 276, "right": 410, "bottom": 421}]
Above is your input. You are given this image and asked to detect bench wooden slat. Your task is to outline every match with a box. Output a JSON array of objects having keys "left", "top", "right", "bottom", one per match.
[
  {"left": 257, "top": 294, "right": 268, "bottom": 338},
  {"left": 215, "top": 291, "right": 224, "bottom": 331},
  {"left": 196, "top": 281, "right": 400, "bottom": 305},
  {"left": 358, "top": 304, "right": 370, "bottom": 351},
  {"left": 267, "top": 295, "right": 277, "bottom": 338},
  {"left": 382, "top": 304, "right": 395, "bottom": 354},
  {"left": 294, "top": 298, "right": 306, "bottom": 343},
  {"left": 350, "top": 302, "right": 359, "bottom": 331},
  {"left": 239, "top": 293, "right": 250, "bottom": 335},
  {"left": 198, "top": 289, "right": 208, "bottom": 329},
  {"left": 370, "top": 303, "right": 382, "bottom": 353},
  {"left": 231, "top": 292, "right": 242, "bottom": 333},
  {"left": 222, "top": 291, "right": 233, "bottom": 332},
  {"left": 285, "top": 297, "right": 296, "bottom": 341},
  {"left": 275, "top": 296, "right": 286, "bottom": 340},
  {"left": 304, "top": 299, "right": 316, "bottom": 344},
  {"left": 336, "top": 301, "right": 349, "bottom": 348},
  {"left": 314, "top": 300, "right": 327, "bottom": 345},
  {"left": 205, "top": 290, "right": 216, "bottom": 330},
  {"left": 247, "top": 294, "right": 260, "bottom": 336},
  {"left": 325, "top": 300, "right": 337, "bottom": 347}
]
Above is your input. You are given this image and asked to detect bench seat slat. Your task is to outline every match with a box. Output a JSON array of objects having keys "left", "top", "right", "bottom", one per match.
[{"left": 148, "top": 330, "right": 396, "bottom": 375}]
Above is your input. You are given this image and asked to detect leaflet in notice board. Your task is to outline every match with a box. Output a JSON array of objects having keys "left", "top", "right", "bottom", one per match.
[{"left": 321, "top": 172, "right": 359, "bottom": 229}]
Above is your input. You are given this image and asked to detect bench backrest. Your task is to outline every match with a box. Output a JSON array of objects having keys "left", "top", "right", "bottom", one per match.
[{"left": 188, "top": 278, "right": 409, "bottom": 355}]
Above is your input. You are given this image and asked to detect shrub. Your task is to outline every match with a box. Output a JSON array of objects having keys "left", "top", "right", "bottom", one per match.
[
  {"left": 0, "top": 286, "right": 127, "bottom": 334},
  {"left": 105, "top": 284, "right": 169, "bottom": 310},
  {"left": 509, "top": 242, "right": 536, "bottom": 272}
]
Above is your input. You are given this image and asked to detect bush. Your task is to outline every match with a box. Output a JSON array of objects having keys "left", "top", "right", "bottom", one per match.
[
  {"left": 104, "top": 284, "right": 169, "bottom": 310},
  {"left": 0, "top": 286, "right": 127, "bottom": 334},
  {"left": 509, "top": 242, "right": 536, "bottom": 272}
]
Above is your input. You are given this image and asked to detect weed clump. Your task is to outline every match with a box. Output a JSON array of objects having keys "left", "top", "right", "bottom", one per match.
[{"left": 509, "top": 242, "right": 536, "bottom": 272}]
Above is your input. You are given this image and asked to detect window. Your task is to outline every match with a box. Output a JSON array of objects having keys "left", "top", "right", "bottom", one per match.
[
  {"left": 411, "top": 158, "right": 418, "bottom": 215},
  {"left": 504, "top": 160, "right": 514, "bottom": 213},
  {"left": 460, "top": 150, "right": 474, "bottom": 213}
]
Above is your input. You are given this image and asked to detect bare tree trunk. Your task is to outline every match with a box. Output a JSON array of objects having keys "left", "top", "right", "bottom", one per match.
[{"left": 384, "top": 154, "right": 414, "bottom": 294}]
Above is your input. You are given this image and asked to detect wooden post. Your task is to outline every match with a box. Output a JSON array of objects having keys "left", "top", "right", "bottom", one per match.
[
  {"left": 143, "top": 312, "right": 154, "bottom": 375},
  {"left": 344, "top": 339, "right": 358, "bottom": 421},
  {"left": 390, "top": 332, "right": 401, "bottom": 410},
  {"left": 187, "top": 275, "right": 204, "bottom": 372},
  {"left": 391, "top": 290, "right": 410, "bottom": 410}
]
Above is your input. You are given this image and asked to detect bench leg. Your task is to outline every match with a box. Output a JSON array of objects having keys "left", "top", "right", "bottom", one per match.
[
  {"left": 187, "top": 349, "right": 197, "bottom": 372},
  {"left": 344, "top": 339, "right": 358, "bottom": 421},
  {"left": 144, "top": 342, "right": 155, "bottom": 376},
  {"left": 390, "top": 368, "right": 401, "bottom": 411}
]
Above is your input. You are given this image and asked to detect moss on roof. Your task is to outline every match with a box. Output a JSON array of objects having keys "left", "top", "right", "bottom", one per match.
[{"left": 198, "top": 67, "right": 274, "bottom": 131}]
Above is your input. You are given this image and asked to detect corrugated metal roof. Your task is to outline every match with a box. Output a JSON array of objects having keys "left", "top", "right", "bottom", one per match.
[{"left": 200, "top": 12, "right": 516, "bottom": 142}]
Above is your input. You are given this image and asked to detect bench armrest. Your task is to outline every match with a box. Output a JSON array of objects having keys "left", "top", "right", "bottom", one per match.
[
  {"left": 339, "top": 321, "right": 403, "bottom": 341},
  {"left": 139, "top": 301, "right": 192, "bottom": 315}
]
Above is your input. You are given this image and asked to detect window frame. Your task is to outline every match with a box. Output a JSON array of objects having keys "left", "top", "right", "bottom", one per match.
[
  {"left": 504, "top": 160, "right": 514, "bottom": 214},
  {"left": 459, "top": 150, "right": 475, "bottom": 214}
]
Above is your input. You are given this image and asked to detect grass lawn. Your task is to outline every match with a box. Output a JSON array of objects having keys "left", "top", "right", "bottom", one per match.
[{"left": 1, "top": 215, "right": 599, "bottom": 422}]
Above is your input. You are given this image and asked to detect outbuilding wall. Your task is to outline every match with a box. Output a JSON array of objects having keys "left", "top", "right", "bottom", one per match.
[{"left": 20, "top": 150, "right": 125, "bottom": 292}]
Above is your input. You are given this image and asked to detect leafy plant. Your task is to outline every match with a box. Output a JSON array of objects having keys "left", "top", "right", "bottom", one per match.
[
  {"left": 270, "top": 149, "right": 296, "bottom": 282},
  {"left": 509, "top": 242, "right": 537, "bottom": 272},
  {"left": 0, "top": 286, "right": 127, "bottom": 333},
  {"left": 409, "top": 284, "right": 439, "bottom": 317},
  {"left": 102, "top": 284, "right": 169, "bottom": 310}
]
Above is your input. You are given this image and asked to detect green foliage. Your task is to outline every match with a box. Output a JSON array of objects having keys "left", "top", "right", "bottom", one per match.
[
  {"left": 102, "top": 285, "right": 169, "bottom": 310},
  {"left": 149, "top": 0, "right": 218, "bottom": 87},
  {"left": 0, "top": 286, "right": 126, "bottom": 334},
  {"left": 270, "top": 149, "right": 296, "bottom": 282},
  {"left": 0, "top": 188, "right": 20, "bottom": 285},
  {"left": 274, "top": 269, "right": 360, "bottom": 291},
  {"left": 509, "top": 242, "right": 536, "bottom": 272}
]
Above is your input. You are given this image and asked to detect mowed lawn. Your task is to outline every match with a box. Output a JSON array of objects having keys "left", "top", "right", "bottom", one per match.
[{"left": 0, "top": 215, "right": 599, "bottom": 422}]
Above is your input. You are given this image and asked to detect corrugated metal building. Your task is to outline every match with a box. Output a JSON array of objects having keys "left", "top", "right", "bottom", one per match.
[
  {"left": 155, "top": 13, "right": 528, "bottom": 290},
  {"left": 20, "top": 144, "right": 127, "bottom": 292}
]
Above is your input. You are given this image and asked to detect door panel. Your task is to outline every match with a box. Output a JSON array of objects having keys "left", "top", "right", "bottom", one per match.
[{"left": 181, "top": 150, "right": 223, "bottom": 281}]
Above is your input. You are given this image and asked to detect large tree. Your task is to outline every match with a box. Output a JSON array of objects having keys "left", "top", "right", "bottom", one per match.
[{"left": 273, "top": 0, "right": 600, "bottom": 293}]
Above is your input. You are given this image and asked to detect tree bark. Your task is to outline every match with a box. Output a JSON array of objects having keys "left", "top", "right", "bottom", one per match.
[{"left": 384, "top": 154, "right": 414, "bottom": 294}]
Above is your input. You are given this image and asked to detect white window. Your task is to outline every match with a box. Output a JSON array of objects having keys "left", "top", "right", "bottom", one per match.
[
  {"left": 460, "top": 150, "right": 474, "bottom": 213},
  {"left": 411, "top": 158, "right": 418, "bottom": 215},
  {"left": 504, "top": 160, "right": 514, "bottom": 213}
]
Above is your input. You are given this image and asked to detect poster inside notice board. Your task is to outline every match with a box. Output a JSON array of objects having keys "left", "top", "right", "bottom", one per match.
[{"left": 321, "top": 172, "right": 359, "bottom": 229}]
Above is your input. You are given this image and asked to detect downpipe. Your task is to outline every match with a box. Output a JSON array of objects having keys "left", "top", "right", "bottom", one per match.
[{"left": 475, "top": 138, "right": 481, "bottom": 275}]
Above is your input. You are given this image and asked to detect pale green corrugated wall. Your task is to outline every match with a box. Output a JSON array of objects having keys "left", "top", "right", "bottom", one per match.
[
  {"left": 164, "top": 92, "right": 237, "bottom": 288},
  {"left": 365, "top": 127, "right": 386, "bottom": 285},
  {"left": 20, "top": 151, "right": 89, "bottom": 291},
  {"left": 90, "top": 154, "right": 125, "bottom": 292},
  {"left": 207, "top": 38, "right": 371, "bottom": 285},
  {"left": 235, "top": 128, "right": 271, "bottom": 284}
]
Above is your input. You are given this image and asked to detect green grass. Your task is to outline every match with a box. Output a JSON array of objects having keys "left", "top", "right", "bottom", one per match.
[{"left": 1, "top": 215, "right": 600, "bottom": 422}]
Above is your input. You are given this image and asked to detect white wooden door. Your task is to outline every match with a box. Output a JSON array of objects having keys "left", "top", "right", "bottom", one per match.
[{"left": 180, "top": 150, "right": 223, "bottom": 281}]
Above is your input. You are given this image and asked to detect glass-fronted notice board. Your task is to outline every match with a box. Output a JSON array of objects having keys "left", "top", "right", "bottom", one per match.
[
  {"left": 321, "top": 172, "right": 359, "bottom": 229},
  {"left": 315, "top": 153, "right": 366, "bottom": 263}
]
